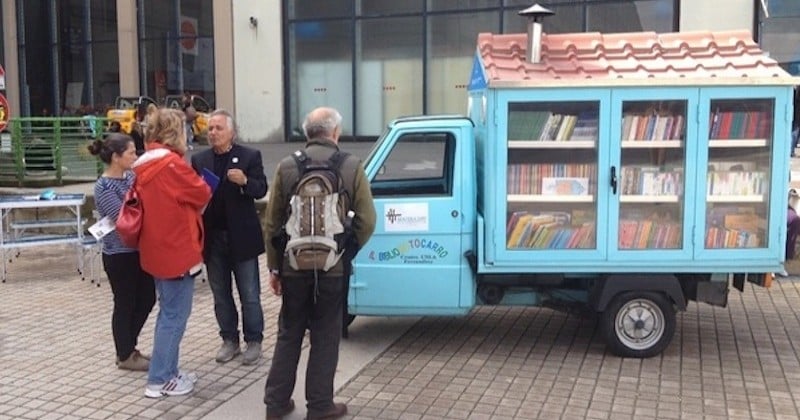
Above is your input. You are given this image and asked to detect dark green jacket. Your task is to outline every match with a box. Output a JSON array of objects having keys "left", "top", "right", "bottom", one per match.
[{"left": 264, "top": 138, "right": 376, "bottom": 272}]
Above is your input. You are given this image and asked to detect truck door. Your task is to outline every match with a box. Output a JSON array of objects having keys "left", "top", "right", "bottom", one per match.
[{"left": 351, "top": 124, "right": 473, "bottom": 315}]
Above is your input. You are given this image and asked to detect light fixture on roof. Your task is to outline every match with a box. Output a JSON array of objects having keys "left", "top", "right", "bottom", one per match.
[{"left": 518, "top": 4, "right": 555, "bottom": 64}]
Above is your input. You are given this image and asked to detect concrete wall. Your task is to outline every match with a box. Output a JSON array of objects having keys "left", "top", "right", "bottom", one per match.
[
  {"left": 230, "top": 0, "right": 284, "bottom": 143},
  {"left": 681, "top": 0, "right": 754, "bottom": 33}
]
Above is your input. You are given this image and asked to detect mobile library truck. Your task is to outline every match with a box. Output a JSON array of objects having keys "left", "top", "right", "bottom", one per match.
[{"left": 347, "top": 6, "right": 798, "bottom": 357}]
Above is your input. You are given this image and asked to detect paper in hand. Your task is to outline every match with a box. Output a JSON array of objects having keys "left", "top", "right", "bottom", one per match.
[
  {"left": 201, "top": 168, "right": 220, "bottom": 192},
  {"left": 88, "top": 216, "right": 116, "bottom": 240}
]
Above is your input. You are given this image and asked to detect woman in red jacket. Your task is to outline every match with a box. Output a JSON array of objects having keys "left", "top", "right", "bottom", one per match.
[{"left": 133, "top": 108, "right": 211, "bottom": 398}]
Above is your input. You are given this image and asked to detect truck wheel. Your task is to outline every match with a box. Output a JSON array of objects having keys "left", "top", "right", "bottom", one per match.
[{"left": 601, "top": 291, "right": 675, "bottom": 358}]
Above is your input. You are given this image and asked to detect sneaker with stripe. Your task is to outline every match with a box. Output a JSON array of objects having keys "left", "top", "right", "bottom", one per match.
[{"left": 144, "top": 374, "right": 194, "bottom": 398}]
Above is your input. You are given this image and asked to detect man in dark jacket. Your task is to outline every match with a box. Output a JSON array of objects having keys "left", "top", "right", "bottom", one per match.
[
  {"left": 190, "top": 109, "right": 268, "bottom": 365},
  {"left": 263, "top": 107, "right": 375, "bottom": 420}
]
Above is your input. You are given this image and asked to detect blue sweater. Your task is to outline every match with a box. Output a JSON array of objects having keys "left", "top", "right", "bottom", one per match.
[{"left": 94, "top": 173, "right": 137, "bottom": 255}]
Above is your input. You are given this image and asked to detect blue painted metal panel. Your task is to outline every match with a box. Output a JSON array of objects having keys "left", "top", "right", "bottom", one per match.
[{"left": 352, "top": 121, "right": 475, "bottom": 315}]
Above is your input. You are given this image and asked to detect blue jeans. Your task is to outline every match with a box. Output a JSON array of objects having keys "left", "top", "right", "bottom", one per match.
[
  {"left": 205, "top": 230, "right": 264, "bottom": 343},
  {"left": 147, "top": 273, "right": 194, "bottom": 384}
]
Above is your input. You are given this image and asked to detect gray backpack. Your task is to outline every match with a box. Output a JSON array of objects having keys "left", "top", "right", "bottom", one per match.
[{"left": 284, "top": 150, "right": 351, "bottom": 272}]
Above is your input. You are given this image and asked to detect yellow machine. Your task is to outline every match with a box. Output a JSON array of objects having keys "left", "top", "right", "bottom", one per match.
[
  {"left": 108, "top": 95, "right": 213, "bottom": 142},
  {"left": 164, "top": 95, "right": 212, "bottom": 143},
  {"left": 106, "top": 96, "right": 157, "bottom": 134}
]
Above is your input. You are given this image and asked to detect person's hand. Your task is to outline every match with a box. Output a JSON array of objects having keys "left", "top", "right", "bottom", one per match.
[
  {"left": 269, "top": 273, "right": 282, "bottom": 296},
  {"left": 227, "top": 168, "right": 247, "bottom": 186}
]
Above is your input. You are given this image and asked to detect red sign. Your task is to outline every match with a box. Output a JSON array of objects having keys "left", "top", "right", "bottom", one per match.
[{"left": 0, "top": 93, "right": 9, "bottom": 131}]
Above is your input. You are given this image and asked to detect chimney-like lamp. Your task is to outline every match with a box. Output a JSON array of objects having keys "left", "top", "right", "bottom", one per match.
[{"left": 518, "top": 4, "right": 555, "bottom": 64}]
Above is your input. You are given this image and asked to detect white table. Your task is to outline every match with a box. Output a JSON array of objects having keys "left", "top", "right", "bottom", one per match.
[{"left": 0, "top": 193, "right": 86, "bottom": 282}]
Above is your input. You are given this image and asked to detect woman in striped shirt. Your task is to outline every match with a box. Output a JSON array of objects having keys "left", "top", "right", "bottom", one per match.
[{"left": 88, "top": 133, "right": 155, "bottom": 371}]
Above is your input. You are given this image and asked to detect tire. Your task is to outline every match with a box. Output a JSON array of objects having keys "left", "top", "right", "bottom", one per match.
[{"left": 601, "top": 291, "right": 676, "bottom": 358}]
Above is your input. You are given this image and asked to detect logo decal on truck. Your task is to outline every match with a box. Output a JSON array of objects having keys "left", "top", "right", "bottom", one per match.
[
  {"left": 384, "top": 203, "right": 429, "bottom": 232},
  {"left": 368, "top": 238, "right": 449, "bottom": 264}
]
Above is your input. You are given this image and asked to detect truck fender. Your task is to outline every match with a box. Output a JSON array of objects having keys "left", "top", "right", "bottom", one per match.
[{"left": 590, "top": 274, "right": 687, "bottom": 312}]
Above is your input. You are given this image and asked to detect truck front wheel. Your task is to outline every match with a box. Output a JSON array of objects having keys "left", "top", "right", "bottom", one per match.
[{"left": 601, "top": 291, "right": 675, "bottom": 358}]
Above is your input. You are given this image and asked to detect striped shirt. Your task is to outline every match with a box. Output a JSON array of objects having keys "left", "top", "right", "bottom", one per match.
[{"left": 94, "top": 172, "right": 137, "bottom": 255}]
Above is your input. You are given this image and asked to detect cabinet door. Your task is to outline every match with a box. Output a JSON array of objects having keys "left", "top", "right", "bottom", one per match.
[
  {"left": 694, "top": 88, "right": 789, "bottom": 261},
  {"left": 607, "top": 89, "right": 698, "bottom": 261},
  {"left": 496, "top": 89, "right": 609, "bottom": 264}
]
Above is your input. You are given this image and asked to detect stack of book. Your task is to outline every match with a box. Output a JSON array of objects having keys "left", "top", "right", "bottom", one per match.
[
  {"left": 507, "top": 110, "right": 599, "bottom": 141},
  {"left": 506, "top": 211, "right": 596, "bottom": 249}
]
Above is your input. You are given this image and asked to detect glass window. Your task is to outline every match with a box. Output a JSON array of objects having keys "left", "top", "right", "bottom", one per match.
[
  {"left": 372, "top": 132, "right": 453, "bottom": 197},
  {"left": 504, "top": 4, "right": 583, "bottom": 34},
  {"left": 358, "top": 0, "right": 422, "bottom": 15},
  {"left": 427, "top": 0, "right": 497, "bottom": 12},
  {"left": 428, "top": 12, "right": 498, "bottom": 115},
  {"left": 356, "top": 17, "right": 423, "bottom": 136},
  {"left": 139, "top": 0, "right": 215, "bottom": 105},
  {"left": 289, "top": 20, "right": 353, "bottom": 138},
  {"left": 588, "top": 0, "right": 674, "bottom": 33},
  {"left": 504, "top": 0, "right": 675, "bottom": 34},
  {"left": 760, "top": 17, "right": 800, "bottom": 71},
  {"left": 16, "top": 1, "right": 120, "bottom": 117},
  {"left": 288, "top": 0, "right": 353, "bottom": 19}
]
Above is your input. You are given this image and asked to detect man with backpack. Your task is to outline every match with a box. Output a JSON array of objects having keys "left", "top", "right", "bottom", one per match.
[{"left": 263, "top": 107, "right": 375, "bottom": 420}]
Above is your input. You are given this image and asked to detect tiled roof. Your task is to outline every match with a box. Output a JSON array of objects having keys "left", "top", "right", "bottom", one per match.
[{"left": 477, "top": 30, "right": 798, "bottom": 87}]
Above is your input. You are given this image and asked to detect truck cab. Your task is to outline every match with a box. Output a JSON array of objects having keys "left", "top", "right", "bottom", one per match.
[{"left": 351, "top": 116, "right": 477, "bottom": 316}]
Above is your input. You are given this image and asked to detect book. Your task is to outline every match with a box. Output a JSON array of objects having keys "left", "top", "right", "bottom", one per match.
[
  {"left": 201, "top": 167, "right": 221, "bottom": 193},
  {"left": 542, "top": 177, "right": 589, "bottom": 195}
]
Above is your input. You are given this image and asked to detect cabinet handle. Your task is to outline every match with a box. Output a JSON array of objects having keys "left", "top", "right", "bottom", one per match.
[{"left": 610, "top": 166, "right": 618, "bottom": 195}]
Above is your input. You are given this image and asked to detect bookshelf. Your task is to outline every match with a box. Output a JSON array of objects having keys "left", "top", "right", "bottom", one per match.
[
  {"left": 502, "top": 92, "right": 784, "bottom": 256},
  {"left": 615, "top": 100, "right": 688, "bottom": 250},
  {"left": 506, "top": 100, "right": 600, "bottom": 250},
  {"left": 703, "top": 98, "right": 773, "bottom": 249}
]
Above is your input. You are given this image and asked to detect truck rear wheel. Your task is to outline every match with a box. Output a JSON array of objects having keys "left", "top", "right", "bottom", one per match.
[{"left": 601, "top": 291, "right": 675, "bottom": 358}]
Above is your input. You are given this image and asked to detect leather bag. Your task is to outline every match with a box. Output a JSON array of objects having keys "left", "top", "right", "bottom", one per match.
[{"left": 116, "top": 187, "right": 143, "bottom": 248}]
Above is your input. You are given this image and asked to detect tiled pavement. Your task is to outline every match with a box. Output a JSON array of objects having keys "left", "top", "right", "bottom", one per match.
[
  {"left": 0, "top": 245, "right": 283, "bottom": 420},
  {"left": 3, "top": 143, "right": 800, "bottom": 419},
  {"left": 3, "top": 243, "right": 800, "bottom": 419}
]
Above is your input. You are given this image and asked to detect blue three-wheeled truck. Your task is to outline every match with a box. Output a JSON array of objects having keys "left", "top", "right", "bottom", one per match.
[{"left": 345, "top": 14, "right": 798, "bottom": 357}]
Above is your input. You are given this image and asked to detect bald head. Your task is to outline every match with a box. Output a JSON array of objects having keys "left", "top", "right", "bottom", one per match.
[{"left": 302, "top": 107, "right": 342, "bottom": 142}]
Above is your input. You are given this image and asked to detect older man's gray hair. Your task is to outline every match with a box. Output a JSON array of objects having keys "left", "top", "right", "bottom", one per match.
[
  {"left": 302, "top": 108, "right": 342, "bottom": 139},
  {"left": 210, "top": 109, "right": 238, "bottom": 135}
]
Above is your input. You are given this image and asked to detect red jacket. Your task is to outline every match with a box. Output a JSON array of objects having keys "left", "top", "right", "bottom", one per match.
[{"left": 132, "top": 144, "right": 211, "bottom": 278}]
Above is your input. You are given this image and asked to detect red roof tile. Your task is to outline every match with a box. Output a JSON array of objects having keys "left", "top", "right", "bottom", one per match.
[{"left": 476, "top": 30, "right": 797, "bottom": 87}]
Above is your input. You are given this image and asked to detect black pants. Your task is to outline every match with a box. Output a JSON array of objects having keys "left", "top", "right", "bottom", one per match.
[
  {"left": 102, "top": 252, "right": 156, "bottom": 360},
  {"left": 264, "top": 272, "right": 343, "bottom": 417}
]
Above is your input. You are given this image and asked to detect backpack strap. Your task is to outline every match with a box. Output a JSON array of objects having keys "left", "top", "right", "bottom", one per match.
[{"left": 291, "top": 149, "right": 309, "bottom": 175}]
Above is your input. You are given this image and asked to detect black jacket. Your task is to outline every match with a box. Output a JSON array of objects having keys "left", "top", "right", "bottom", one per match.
[{"left": 191, "top": 143, "right": 268, "bottom": 261}]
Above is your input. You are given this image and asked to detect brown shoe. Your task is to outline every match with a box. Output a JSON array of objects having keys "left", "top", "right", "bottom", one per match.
[
  {"left": 266, "top": 399, "right": 295, "bottom": 420},
  {"left": 117, "top": 351, "right": 149, "bottom": 371},
  {"left": 307, "top": 402, "right": 347, "bottom": 420}
]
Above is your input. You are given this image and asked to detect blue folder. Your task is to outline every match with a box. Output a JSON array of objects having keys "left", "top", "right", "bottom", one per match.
[{"left": 201, "top": 168, "right": 220, "bottom": 193}]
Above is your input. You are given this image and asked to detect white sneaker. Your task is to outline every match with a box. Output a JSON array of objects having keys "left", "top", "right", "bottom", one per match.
[
  {"left": 179, "top": 370, "right": 198, "bottom": 384},
  {"left": 777, "top": 269, "right": 790, "bottom": 278},
  {"left": 144, "top": 375, "right": 194, "bottom": 398}
]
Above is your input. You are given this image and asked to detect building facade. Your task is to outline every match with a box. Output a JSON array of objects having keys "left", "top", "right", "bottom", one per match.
[{"left": 0, "top": 0, "right": 795, "bottom": 142}]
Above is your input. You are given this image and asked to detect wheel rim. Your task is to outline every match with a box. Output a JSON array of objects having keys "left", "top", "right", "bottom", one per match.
[{"left": 614, "top": 298, "right": 665, "bottom": 351}]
